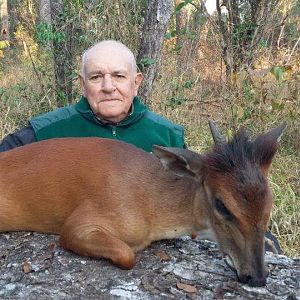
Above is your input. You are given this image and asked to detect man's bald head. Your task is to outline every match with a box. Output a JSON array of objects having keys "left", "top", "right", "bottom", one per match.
[
  {"left": 79, "top": 40, "right": 143, "bottom": 123},
  {"left": 81, "top": 40, "right": 137, "bottom": 79}
]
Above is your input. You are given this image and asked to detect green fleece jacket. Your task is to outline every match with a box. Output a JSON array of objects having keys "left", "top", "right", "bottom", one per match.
[{"left": 30, "top": 96, "right": 185, "bottom": 152}]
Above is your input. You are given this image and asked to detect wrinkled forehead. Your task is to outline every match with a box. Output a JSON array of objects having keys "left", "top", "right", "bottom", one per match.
[{"left": 82, "top": 43, "right": 137, "bottom": 76}]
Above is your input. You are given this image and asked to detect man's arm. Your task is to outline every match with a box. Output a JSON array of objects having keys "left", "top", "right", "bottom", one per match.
[{"left": 0, "top": 125, "right": 36, "bottom": 152}]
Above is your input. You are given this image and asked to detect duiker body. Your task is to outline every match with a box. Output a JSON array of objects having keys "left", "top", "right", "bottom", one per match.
[{"left": 0, "top": 122, "right": 286, "bottom": 286}]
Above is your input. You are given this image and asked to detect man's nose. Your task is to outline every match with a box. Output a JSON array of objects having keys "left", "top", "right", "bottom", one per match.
[{"left": 102, "top": 74, "right": 116, "bottom": 93}]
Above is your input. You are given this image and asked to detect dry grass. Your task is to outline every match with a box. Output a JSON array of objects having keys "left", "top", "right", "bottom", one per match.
[{"left": 270, "top": 153, "right": 299, "bottom": 258}]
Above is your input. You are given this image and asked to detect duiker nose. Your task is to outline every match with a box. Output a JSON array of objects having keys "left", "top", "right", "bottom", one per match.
[
  {"left": 102, "top": 75, "right": 116, "bottom": 93},
  {"left": 238, "top": 272, "right": 267, "bottom": 287}
]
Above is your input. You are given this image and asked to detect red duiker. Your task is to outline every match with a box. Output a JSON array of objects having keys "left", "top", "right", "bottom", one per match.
[{"left": 0, "top": 121, "right": 286, "bottom": 286}]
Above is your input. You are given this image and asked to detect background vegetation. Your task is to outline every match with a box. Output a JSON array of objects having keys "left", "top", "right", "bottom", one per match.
[{"left": 0, "top": 0, "right": 299, "bottom": 257}]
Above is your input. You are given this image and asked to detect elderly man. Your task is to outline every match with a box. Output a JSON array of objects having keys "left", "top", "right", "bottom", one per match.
[{"left": 0, "top": 40, "right": 185, "bottom": 152}]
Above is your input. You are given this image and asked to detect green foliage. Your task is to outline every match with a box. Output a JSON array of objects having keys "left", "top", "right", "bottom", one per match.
[
  {"left": 166, "top": 80, "right": 194, "bottom": 108},
  {"left": 177, "top": 27, "right": 197, "bottom": 40},
  {"left": 36, "top": 22, "right": 53, "bottom": 46},
  {"left": 173, "top": 44, "right": 183, "bottom": 52},
  {"left": 229, "top": 64, "right": 299, "bottom": 127},
  {"left": 270, "top": 66, "right": 285, "bottom": 83},
  {"left": 232, "top": 22, "right": 257, "bottom": 43},
  {"left": 0, "top": 40, "right": 10, "bottom": 50},
  {"left": 0, "top": 87, "right": 5, "bottom": 95},
  {"left": 175, "top": 0, "right": 194, "bottom": 13},
  {"left": 137, "top": 58, "right": 156, "bottom": 72},
  {"left": 36, "top": 22, "right": 66, "bottom": 46},
  {"left": 284, "top": 0, "right": 300, "bottom": 43},
  {"left": 164, "top": 30, "right": 177, "bottom": 40},
  {"left": 56, "top": 90, "right": 67, "bottom": 105},
  {"left": 167, "top": 97, "right": 187, "bottom": 108}
]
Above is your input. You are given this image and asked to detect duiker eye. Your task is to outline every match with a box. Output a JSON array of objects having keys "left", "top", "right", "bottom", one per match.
[{"left": 214, "top": 198, "right": 234, "bottom": 220}]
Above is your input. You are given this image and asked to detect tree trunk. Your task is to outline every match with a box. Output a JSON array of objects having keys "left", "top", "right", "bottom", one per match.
[
  {"left": 216, "top": 0, "right": 278, "bottom": 79},
  {"left": 0, "top": 232, "right": 298, "bottom": 299},
  {"left": 39, "top": 0, "right": 51, "bottom": 23},
  {"left": 137, "top": 0, "right": 173, "bottom": 104},
  {"left": 7, "top": 0, "right": 20, "bottom": 44},
  {"left": 175, "top": 0, "right": 187, "bottom": 74},
  {"left": 216, "top": 0, "right": 234, "bottom": 77},
  {"left": 0, "top": 0, "right": 9, "bottom": 40},
  {"left": 51, "top": 0, "right": 74, "bottom": 106}
]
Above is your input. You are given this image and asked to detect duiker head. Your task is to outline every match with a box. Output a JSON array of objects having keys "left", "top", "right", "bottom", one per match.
[
  {"left": 202, "top": 121, "right": 286, "bottom": 286},
  {"left": 153, "top": 121, "right": 286, "bottom": 286}
]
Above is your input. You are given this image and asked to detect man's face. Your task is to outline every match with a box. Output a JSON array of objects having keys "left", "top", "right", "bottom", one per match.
[{"left": 80, "top": 46, "right": 143, "bottom": 123}]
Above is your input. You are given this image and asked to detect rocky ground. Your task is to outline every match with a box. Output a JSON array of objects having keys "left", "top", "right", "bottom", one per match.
[{"left": 0, "top": 232, "right": 299, "bottom": 299}]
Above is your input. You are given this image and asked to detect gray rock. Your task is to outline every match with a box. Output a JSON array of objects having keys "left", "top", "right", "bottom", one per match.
[{"left": 0, "top": 232, "right": 299, "bottom": 299}]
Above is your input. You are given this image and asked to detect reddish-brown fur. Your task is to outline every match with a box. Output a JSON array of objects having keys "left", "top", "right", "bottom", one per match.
[{"left": 0, "top": 122, "right": 286, "bottom": 286}]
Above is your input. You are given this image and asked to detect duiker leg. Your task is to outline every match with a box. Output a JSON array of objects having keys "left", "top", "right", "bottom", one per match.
[{"left": 60, "top": 208, "right": 135, "bottom": 269}]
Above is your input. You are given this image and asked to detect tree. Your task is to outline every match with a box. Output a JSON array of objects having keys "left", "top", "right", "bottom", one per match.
[
  {"left": 175, "top": 0, "right": 188, "bottom": 74},
  {"left": 215, "top": 0, "right": 279, "bottom": 77},
  {"left": 174, "top": 1, "right": 204, "bottom": 76},
  {"left": 39, "top": 0, "right": 51, "bottom": 24},
  {"left": 0, "top": 0, "right": 9, "bottom": 40},
  {"left": 1, "top": 232, "right": 298, "bottom": 299},
  {"left": 137, "top": 0, "right": 174, "bottom": 104},
  {"left": 50, "top": 0, "right": 74, "bottom": 106}
]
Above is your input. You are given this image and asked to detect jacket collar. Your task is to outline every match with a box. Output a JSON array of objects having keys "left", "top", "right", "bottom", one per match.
[{"left": 75, "top": 96, "right": 147, "bottom": 126}]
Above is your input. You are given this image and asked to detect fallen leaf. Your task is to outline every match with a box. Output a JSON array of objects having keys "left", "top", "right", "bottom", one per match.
[
  {"left": 48, "top": 242, "right": 58, "bottom": 251},
  {"left": 191, "top": 232, "right": 197, "bottom": 239},
  {"left": 22, "top": 261, "right": 32, "bottom": 273},
  {"left": 154, "top": 250, "right": 171, "bottom": 261},
  {"left": 37, "top": 252, "right": 54, "bottom": 262},
  {"left": 37, "top": 243, "right": 57, "bottom": 262},
  {"left": 176, "top": 282, "right": 197, "bottom": 293}
]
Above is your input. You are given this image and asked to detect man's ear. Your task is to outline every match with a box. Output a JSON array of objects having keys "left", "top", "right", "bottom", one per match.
[
  {"left": 79, "top": 75, "right": 86, "bottom": 97},
  {"left": 134, "top": 73, "right": 143, "bottom": 96}
]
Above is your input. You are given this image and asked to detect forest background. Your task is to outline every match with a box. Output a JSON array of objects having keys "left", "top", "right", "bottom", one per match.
[{"left": 0, "top": 0, "right": 299, "bottom": 257}]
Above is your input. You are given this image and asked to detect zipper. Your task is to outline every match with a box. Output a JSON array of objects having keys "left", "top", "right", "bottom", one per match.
[{"left": 111, "top": 126, "right": 117, "bottom": 136}]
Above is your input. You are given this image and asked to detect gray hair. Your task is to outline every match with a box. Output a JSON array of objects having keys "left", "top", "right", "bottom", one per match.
[{"left": 81, "top": 40, "right": 137, "bottom": 77}]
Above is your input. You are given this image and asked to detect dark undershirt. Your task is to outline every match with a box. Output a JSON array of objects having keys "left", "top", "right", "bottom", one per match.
[{"left": 0, "top": 125, "right": 36, "bottom": 152}]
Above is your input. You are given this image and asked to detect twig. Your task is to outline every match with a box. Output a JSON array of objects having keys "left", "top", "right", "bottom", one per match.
[
  {"left": 23, "top": 39, "right": 53, "bottom": 104},
  {"left": 286, "top": 36, "right": 300, "bottom": 64}
]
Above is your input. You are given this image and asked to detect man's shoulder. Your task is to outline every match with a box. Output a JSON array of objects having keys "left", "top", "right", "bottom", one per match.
[
  {"left": 30, "top": 105, "right": 77, "bottom": 132},
  {"left": 144, "top": 110, "right": 184, "bottom": 136}
]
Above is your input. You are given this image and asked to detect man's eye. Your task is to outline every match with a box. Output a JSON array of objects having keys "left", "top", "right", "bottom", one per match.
[
  {"left": 116, "top": 74, "right": 125, "bottom": 78},
  {"left": 90, "top": 75, "right": 101, "bottom": 80}
]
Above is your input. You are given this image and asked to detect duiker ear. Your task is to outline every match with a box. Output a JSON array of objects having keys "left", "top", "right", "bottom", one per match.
[
  {"left": 152, "top": 145, "right": 204, "bottom": 179},
  {"left": 253, "top": 122, "right": 287, "bottom": 173}
]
